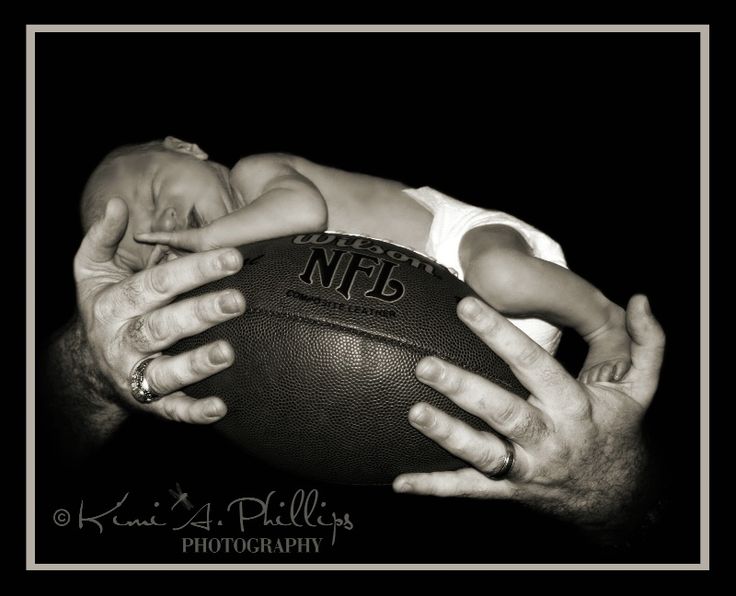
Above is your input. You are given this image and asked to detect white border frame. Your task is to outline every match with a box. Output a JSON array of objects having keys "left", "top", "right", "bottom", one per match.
[{"left": 26, "top": 23, "right": 710, "bottom": 571}]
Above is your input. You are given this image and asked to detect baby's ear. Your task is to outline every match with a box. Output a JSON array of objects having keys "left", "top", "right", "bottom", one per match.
[{"left": 163, "top": 136, "right": 209, "bottom": 160}]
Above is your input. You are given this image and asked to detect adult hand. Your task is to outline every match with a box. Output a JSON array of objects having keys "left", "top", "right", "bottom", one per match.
[
  {"left": 71, "top": 197, "right": 246, "bottom": 424},
  {"left": 393, "top": 294, "right": 665, "bottom": 533}
]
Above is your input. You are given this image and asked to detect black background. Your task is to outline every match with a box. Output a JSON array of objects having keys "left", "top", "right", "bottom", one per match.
[{"left": 34, "top": 31, "right": 701, "bottom": 564}]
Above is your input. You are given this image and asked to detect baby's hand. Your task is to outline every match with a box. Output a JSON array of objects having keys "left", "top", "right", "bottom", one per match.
[{"left": 135, "top": 229, "right": 221, "bottom": 253}]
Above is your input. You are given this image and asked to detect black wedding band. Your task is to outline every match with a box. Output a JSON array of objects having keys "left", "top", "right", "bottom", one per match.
[
  {"left": 485, "top": 438, "right": 516, "bottom": 480},
  {"left": 129, "top": 356, "right": 161, "bottom": 404}
]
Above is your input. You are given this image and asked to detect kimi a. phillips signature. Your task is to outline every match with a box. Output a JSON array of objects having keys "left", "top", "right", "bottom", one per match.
[{"left": 56, "top": 486, "right": 353, "bottom": 545}]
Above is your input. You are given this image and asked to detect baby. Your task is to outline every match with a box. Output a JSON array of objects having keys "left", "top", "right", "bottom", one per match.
[{"left": 82, "top": 136, "right": 630, "bottom": 383}]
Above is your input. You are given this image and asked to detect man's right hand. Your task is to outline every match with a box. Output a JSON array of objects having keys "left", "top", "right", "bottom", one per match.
[{"left": 72, "top": 197, "right": 246, "bottom": 424}]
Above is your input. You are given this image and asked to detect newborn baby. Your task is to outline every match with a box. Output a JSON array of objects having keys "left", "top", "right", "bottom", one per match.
[{"left": 81, "top": 136, "right": 630, "bottom": 382}]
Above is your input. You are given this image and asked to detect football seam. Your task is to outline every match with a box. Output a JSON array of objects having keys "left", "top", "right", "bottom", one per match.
[{"left": 243, "top": 306, "right": 523, "bottom": 395}]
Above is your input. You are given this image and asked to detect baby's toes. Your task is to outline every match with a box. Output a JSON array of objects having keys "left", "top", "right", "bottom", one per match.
[
  {"left": 595, "top": 363, "right": 615, "bottom": 383},
  {"left": 611, "top": 360, "right": 632, "bottom": 382}
]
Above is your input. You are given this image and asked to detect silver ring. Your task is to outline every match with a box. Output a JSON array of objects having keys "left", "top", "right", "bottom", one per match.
[
  {"left": 129, "top": 356, "right": 161, "bottom": 404},
  {"left": 485, "top": 437, "right": 516, "bottom": 480}
]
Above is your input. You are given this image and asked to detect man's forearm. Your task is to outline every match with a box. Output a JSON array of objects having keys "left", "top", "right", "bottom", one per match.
[
  {"left": 573, "top": 433, "right": 667, "bottom": 550},
  {"left": 40, "top": 316, "right": 129, "bottom": 464}
]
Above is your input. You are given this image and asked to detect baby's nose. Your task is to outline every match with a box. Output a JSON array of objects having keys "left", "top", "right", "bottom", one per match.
[{"left": 152, "top": 208, "right": 177, "bottom": 232}]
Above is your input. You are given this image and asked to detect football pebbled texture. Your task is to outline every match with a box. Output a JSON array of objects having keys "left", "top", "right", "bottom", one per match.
[{"left": 167, "top": 233, "right": 529, "bottom": 484}]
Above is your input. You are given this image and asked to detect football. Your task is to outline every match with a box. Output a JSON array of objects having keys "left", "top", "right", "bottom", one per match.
[{"left": 168, "top": 233, "right": 528, "bottom": 484}]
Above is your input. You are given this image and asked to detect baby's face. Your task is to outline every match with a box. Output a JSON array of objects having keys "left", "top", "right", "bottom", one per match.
[
  {"left": 151, "top": 153, "right": 233, "bottom": 231},
  {"left": 113, "top": 150, "right": 234, "bottom": 269}
]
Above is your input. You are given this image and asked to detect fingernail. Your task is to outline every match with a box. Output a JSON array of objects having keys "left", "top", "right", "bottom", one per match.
[
  {"left": 105, "top": 197, "right": 119, "bottom": 218},
  {"left": 395, "top": 481, "right": 413, "bottom": 493},
  {"left": 219, "top": 291, "right": 244, "bottom": 314},
  {"left": 409, "top": 404, "right": 432, "bottom": 427},
  {"left": 211, "top": 343, "right": 231, "bottom": 365},
  {"left": 643, "top": 295, "right": 652, "bottom": 315},
  {"left": 205, "top": 401, "right": 224, "bottom": 419},
  {"left": 416, "top": 357, "right": 441, "bottom": 382},
  {"left": 459, "top": 297, "right": 481, "bottom": 321},
  {"left": 218, "top": 250, "right": 241, "bottom": 272}
]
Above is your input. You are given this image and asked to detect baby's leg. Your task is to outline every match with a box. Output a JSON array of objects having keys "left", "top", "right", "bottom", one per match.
[{"left": 460, "top": 225, "right": 631, "bottom": 383}]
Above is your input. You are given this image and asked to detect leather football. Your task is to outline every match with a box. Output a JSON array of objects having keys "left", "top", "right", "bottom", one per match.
[{"left": 168, "top": 233, "right": 528, "bottom": 484}]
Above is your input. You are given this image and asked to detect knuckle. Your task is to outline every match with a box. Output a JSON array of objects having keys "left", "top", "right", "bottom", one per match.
[
  {"left": 147, "top": 314, "right": 171, "bottom": 343},
  {"left": 539, "top": 363, "right": 565, "bottom": 387},
  {"left": 194, "top": 297, "right": 215, "bottom": 323},
  {"left": 443, "top": 425, "right": 467, "bottom": 451},
  {"left": 506, "top": 484, "right": 523, "bottom": 499},
  {"left": 120, "top": 276, "right": 144, "bottom": 308},
  {"left": 495, "top": 400, "right": 520, "bottom": 426},
  {"left": 565, "top": 396, "right": 592, "bottom": 420},
  {"left": 163, "top": 399, "right": 180, "bottom": 421},
  {"left": 126, "top": 316, "right": 149, "bottom": 350},
  {"left": 204, "top": 253, "right": 221, "bottom": 277},
  {"left": 516, "top": 344, "right": 543, "bottom": 368},
  {"left": 476, "top": 313, "right": 502, "bottom": 338},
  {"left": 189, "top": 348, "right": 211, "bottom": 376},
  {"left": 473, "top": 392, "right": 493, "bottom": 414},
  {"left": 439, "top": 367, "right": 464, "bottom": 395},
  {"left": 475, "top": 444, "right": 500, "bottom": 472},
  {"left": 91, "top": 295, "right": 113, "bottom": 324},
  {"left": 147, "top": 267, "right": 172, "bottom": 295},
  {"left": 650, "top": 327, "right": 666, "bottom": 352},
  {"left": 507, "top": 407, "right": 547, "bottom": 441},
  {"left": 424, "top": 478, "right": 447, "bottom": 497},
  {"left": 147, "top": 362, "right": 171, "bottom": 395}
]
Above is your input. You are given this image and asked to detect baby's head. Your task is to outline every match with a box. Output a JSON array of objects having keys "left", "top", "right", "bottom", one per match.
[{"left": 81, "top": 136, "right": 236, "bottom": 271}]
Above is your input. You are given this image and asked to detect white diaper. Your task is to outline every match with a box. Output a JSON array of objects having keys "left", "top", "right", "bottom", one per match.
[{"left": 402, "top": 186, "right": 568, "bottom": 354}]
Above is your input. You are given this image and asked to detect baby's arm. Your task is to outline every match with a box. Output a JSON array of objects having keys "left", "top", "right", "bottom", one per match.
[{"left": 136, "top": 155, "right": 327, "bottom": 251}]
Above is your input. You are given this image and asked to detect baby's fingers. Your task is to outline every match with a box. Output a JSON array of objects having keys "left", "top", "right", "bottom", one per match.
[
  {"left": 136, "top": 231, "right": 179, "bottom": 245},
  {"left": 136, "top": 230, "right": 204, "bottom": 251}
]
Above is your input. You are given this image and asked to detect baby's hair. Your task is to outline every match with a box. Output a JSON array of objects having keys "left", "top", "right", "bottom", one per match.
[{"left": 80, "top": 139, "right": 166, "bottom": 231}]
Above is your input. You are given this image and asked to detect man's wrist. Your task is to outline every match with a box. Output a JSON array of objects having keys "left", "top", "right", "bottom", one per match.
[
  {"left": 576, "top": 438, "right": 666, "bottom": 550},
  {"left": 40, "top": 315, "right": 129, "bottom": 464},
  {"left": 51, "top": 316, "right": 125, "bottom": 404}
]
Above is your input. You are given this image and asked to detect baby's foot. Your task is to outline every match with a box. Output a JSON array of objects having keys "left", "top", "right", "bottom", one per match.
[{"left": 578, "top": 305, "right": 632, "bottom": 384}]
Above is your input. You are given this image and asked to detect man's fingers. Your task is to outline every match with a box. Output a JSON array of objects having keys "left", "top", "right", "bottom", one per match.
[
  {"left": 457, "top": 297, "right": 584, "bottom": 412},
  {"left": 143, "top": 341, "right": 235, "bottom": 397},
  {"left": 415, "top": 357, "right": 547, "bottom": 445},
  {"left": 407, "top": 402, "right": 527, "bottom": 476},
  {"left": 393, "top": 468, "right": 514, "bottom": 499},
  {"left": 148, "top": 393, "right": 227, "bottom": 424},
  {"left": 625, "top": 294, "right": 666, "bottom": 407},
  {"left": 126, "top": 290, "right": 245, "bottom": 353},
  {"left": 104, "top": 248, "right": 243, "bottom": 320},
  {"left": 74, "top": 198, "right": 129, "bottom": 275}
]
